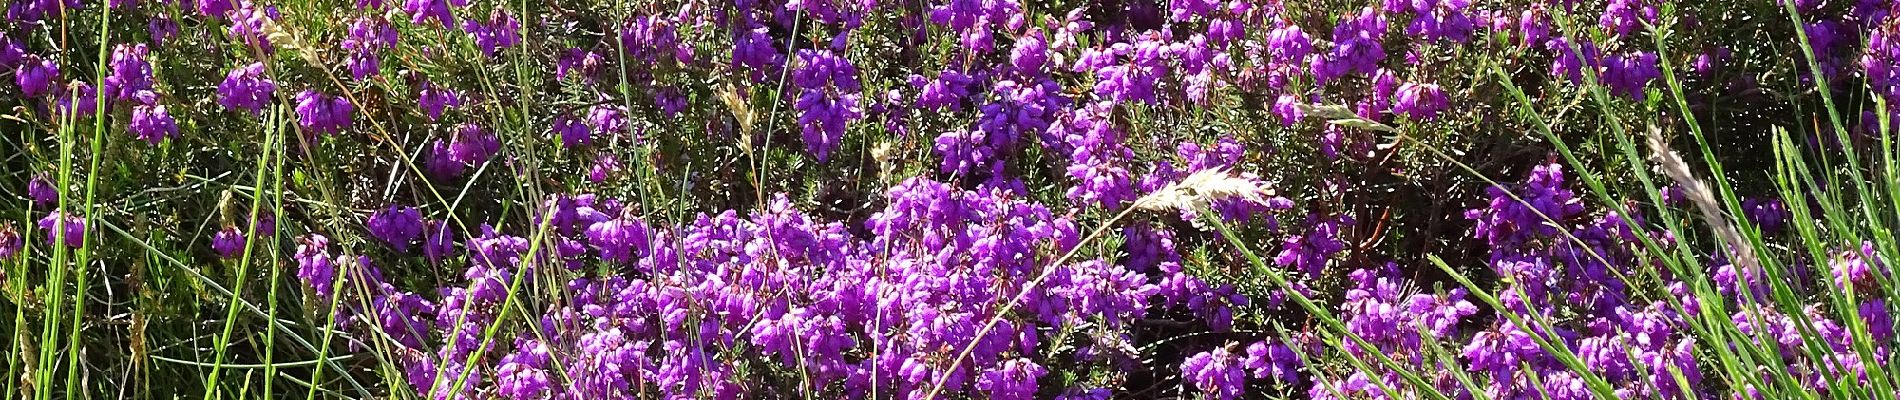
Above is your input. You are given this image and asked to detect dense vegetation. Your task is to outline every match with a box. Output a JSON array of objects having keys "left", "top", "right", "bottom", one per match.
[{"left": 3, "top": 0, "right": 1900, "bottom": 399}]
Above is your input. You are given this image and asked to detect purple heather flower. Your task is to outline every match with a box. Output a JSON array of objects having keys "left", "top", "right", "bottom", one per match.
[
  {"left": 1600, "top": 0, "right": 1660, "bottom": 38},
  {"left": 1517, "top": 6, "right": 1551, "bottom": 47},
  {"left": 1833, "top": 242, "right": 1884, "bottom": 290},
  {"left": 1312, "top": 8, "right": 1387, "bottom": 85},
  {"left": 463, "top": 9, "right": 522, "bottom": 57},
  {"left": 27, "top": 174, "right": 57, "bottom": 205},
  {"left": 1009, "top": 33, "right": 1048, "bottom": 73},
  {"left": 367, "top": 204, "right": 424, "bottom": 252},
  {"left": 1265, "top": 21, "right": 1313, "bottom": 64},
  {"left": 926, "top": 0, "right": 1023, "bottom": 52},
  {"left": 1601, "top": 51, "right": 1660, "bottom": 101},
  {"left": 554, "top": 115, "right": 591, "bottom": 148},
  {"left": 556, "top": 48, "right": 605, "bottom": 82},
  {"left": 495, "top": 339, "right": 552, "bottom": 398},
  {"left": 791, "top": 49, "right": 862, "bottom": 161},
  {"left": 588, "top": 155, "right": 619, "bottom": 183},
  {"left": 344, "top": 16, "right": 399, "bottom": 53},
  {"left": 425, "top": 140, "right": 465, "bottom": 179},
  {"left": 1087, "top": 34, "right": 1169, "bottom": 104},
  {"left": 1546, "top": 37, "right": 1601, "bottom": 85},
  {"left": 1057, "top": 388, "right": 1112, "bottom": 400},
  {"left": 1057, "top": 101, "right": 1137, "bottom": 208},
  {"left": 911, "top": 69, "right": 976, "bottom": 111},
  {"left": 974, "top": 358, "right": 1046, "bottom": 400},
  {"left": 654, "top": 87, "right": 686, "bottom": 118},
  {"left": 1272, "top": 94, "right": 1306, "bottom": 127},
  {"left": 448, "top": 123, "right": 499, "bottom": 164},
  {"left": 54, "top": 80, "right": 102, "bottom": 119},
  {"left": 295, "top": 90, "right": 354, "bottom": 135},
  {"left": 149, "top": 16, "right": 180, "bottom": 47},
  {"left": 218, "top": 63, "right": 276, "bottom": 114},
  {"left": 619, "top": 14, "right": 690, "bottom": 64},
  {"left": 1168, "top": 0, "right": 1219, "bottom": 21},
  {"left": 416, "top": 81, "right": 459, "bottom": 121},
  {"left": 585, "top": 217, "right": 649, "bottom": 264},
  {"left": 1243, "top": 340, "right": 1302, "bottom": 382},
  {"left": 212, "top": 225, "right": 247, "bottom": 259},
  {"left": 1695, "top": 47, "right": 1731, "bottom": 77},
  {"left": 245, "top": 213, "right": 278, "bottom": 238},
  {"left": 295, "top": 235, "right": 335, "bottom": 295},
  {"left": 128, "top": 105, "right": 179, "bottom": 145},
  {"left": 1359, "top": 69, "right": 1400, "bottom": 118},
  {"left": 422, "top": 219, "right": 454, "bottom": 264},
  {"left": 1275, "top": 213, "right": 1353, "bottom": 277},
  {"left": 16, "top": 55, "right": 57, "bottom": 98},
  {"left": 104, "top": 44, "right": 155, "bottom": 103},
  {"left": 37, "top": 211, "right": 84, "bottom": 248},
  {"left": 197, "top": 0, "right": 233, "bottom": 17},
  {"left": 402, "top": 0, "right": 453, "bottom": 28},
  {"left": 345, "top": 51, "right": 381, "bottom": 82},
  {"left": 732, "top": 26, "right": 784, "bottom": 81},
  {"left": 7, "top": 0, "right": 81, "bottom": 23},
  {"left": 1741, "top": 198, "right": 1789, "bottom": 233},
  {"left": 0, "top": 224, "right": 20, "bottom": 259},
  {"left": 229, "top": 1, "right": 279, "bottom": 53},
  {"left": 1466, "top": 162, "right": 1584, "bottom": 248},
  {"left": 586, "top": 105, "right": 629, "bottom": 138},
  {"left": 0, "top": 34, "right": 23, "bottom": 67},
  {"left": 1392, "top": 82, "right": 1448, "bottom": 120},
  {"left": 1182, "top": 346, "right": 1246, "bottom": 400}
]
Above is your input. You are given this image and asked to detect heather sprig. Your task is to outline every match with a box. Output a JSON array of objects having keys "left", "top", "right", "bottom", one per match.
[{"left": 8, "top": 1, "right": 1900, "bottom": 399}]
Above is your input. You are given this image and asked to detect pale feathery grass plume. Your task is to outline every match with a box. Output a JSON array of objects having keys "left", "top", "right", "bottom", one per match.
[
  {"left": 717, "top": 82, "right": 756, "bottom": 158},
  {"left": 1643, "top": 124, "right": 1761, "bottom": 271},
  {"left": 259, "top": 18, "right": 321, "bottom": 66},
  {"left": 1134, "top": 167, "right": 1270, "bottom": 214}
]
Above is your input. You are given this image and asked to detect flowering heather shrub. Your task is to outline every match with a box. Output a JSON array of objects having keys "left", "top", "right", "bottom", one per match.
[{"left": 3, "top": 0, "right": 1900, "bottom": 399}]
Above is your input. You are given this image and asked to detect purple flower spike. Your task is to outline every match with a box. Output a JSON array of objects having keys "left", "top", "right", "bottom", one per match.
[
  {"left": 0, "top": 223, "right": 20, "bottom": 259},
  {"left": 295, "top": 90, "right": 354, "bottom": 135},
  {"left": 16, "top": 55, "right": 58, "bottom": 98},
  {"left": 28, "top": 174, "right": 57, "bottom": 205},
  {"left": 229, "top": 1, "right": 279, "bottom": 53},
  {"left": 37, "top": 211, "right": 85, "bottom": 248},
  {"left": 425, "top": 140, "right": 466, "bottom": 180},
  {"left": 557, "top": 48, "right": 605, "bottom": 82},
  {"left": 1243, "top": 341, "right": 1302, "bottom": 382},
  {"left": 1392, "top": 82, "right": 1448, "bottom": 121},
  {"left": 448, "top": 123, "right": 500, "bottom": 165},
  {"left": 218, "top": 63, "right": 276, "bottom": 114},
  {"left": 129, "top": 104, "right": 180, "bottom": 145},
  {"left": 1182, "top": 347, "right": 1246, "bottom": 400},
  {"left": 295, "top": 234, "right": 335, "bottom": 295},
  {"left": 791, "top": 49, "right": 863, "bottom": 161},
  {"left": 417, "top": 81, "right": 460, "bottom": 121},
  {"left": 55, "top": 80, "right": 101, "bottom": 119},
  {"left": 104, "top": 44, "right": 155, "bottom": 103},
  {"left": 553, "top": 115, "right": 591, "bottom": 148},
  {"left": 402, "top": 0, "right": 453, "bottom": 27},
  {"left": 588, "top": 154, "right": 620, "bottom": 183},
  {"left": 213, "top": 225, "right": 247, "bottom": 259},
  {"left": 974, "top": 358, "right": 1046, "bottom": 400},
  {"left": 422, "top": 219, "right": 455, "bottom": 264},
  {"left": 367, "top": 204, "right": 425, "bottom": 252},
  {"left": 197, "top": 0, "right": 234, "bottom": 17},
  {"left": 463, "top": 9, "right": 522, "bottom": 57},
  {"left": 149, "top": 17, "right": 180, "bottom": 47}
]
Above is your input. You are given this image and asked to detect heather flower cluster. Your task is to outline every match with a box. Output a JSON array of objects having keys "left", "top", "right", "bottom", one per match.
[
  {"left": 6, "top": 0, "right": 1900, "bottom": 399},
  {"left": 299, "top": 182, "right": 1288, "bottom": 399}
]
